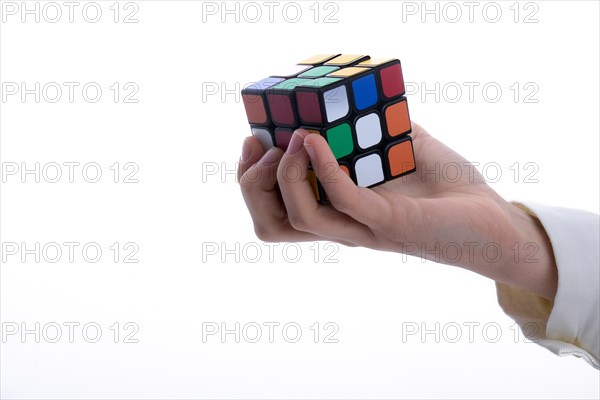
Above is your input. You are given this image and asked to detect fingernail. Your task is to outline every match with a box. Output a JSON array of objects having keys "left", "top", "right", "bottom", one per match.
[
  {"left": 304, "top": 142, "right": 317, "bottom": 160},
  {"left": 241, "top": 138, "right": 252, "bottom": 162},
  {"left": 286, "top": 131, "right": 305, "bottom": 155},
  {"left": 260, "top": 148, "right": 280, "bottom": 165}
]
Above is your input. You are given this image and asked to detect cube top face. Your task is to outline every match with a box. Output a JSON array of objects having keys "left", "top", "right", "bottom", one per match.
[
  {"left": 357, "top": 58, "right": 395, "bottom": 67},
  {"left": 272, "top": 77, "right": 315, "bottom": 91},
  {"left": 298, "top": 65, "right": 340, "bottom": 78},
  {"left": 328, "top": 67, "right": 370, "bottom": 78},
  {"left": 243, "top": 77, "right": 284, "bottom": 93},
  {"left": 241, "top": 53, "right": 415, "bottom": 201},
  {"left": 298, "top": 54, "right": 341, "bottom": 65},
  {"left": 324, "top": 54, "right": 370, "bottom": 66},
  {"left": 301, "top": 76, "right": 343, "bottom": 88},
  {"left": 271, "top": 65, "right": 313, "bottom": 79}
]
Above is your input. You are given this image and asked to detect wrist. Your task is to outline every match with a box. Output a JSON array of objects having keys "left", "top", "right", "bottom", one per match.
[{"left": 502, "top": 201, "right": 558, "bottom": 301}]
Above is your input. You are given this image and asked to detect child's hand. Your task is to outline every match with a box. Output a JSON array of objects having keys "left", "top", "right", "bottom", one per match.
[{"left": 237, "top": 122, "right": 557, "bottom": 300}]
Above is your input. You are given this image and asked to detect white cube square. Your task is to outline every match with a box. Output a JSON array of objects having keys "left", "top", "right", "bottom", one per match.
[
  {"left": 354, "top": 153, "right": 384, "bottom": 187},
  {"left": 324, "top": 85, "right": 349, "bottom": 123},
  {"left": 251, "top": 127, "right": 273, "bottom": 151},
  {"left": 355, "top": 112, "right": 382, "bottom": 149}
]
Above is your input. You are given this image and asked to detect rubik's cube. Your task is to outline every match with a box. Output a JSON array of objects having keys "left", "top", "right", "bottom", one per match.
[{"left": 241, "top": 54, "right": 416, "bottom": 203}]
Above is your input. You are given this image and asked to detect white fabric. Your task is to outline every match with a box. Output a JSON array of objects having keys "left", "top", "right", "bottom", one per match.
[{"left": 496, "top": 201, "right": 599, "bottom": 369}]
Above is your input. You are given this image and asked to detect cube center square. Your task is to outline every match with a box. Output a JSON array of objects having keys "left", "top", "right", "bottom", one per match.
[{"left": 241, "top": 54, "right": 416, "bottom": 203}]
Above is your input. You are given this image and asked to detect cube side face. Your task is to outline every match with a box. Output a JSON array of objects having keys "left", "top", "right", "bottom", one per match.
[
  {"left": 241, "top": 77, "right": 285, "bottom": 125},
  {"left": 383, "top": 98, "right": 412, "bottom": 138},
  {"left": 274, "top": 127, "right": 294, "bottom": 151},
  {"left": 242, "top": 92, "right": 268, "bottom": 125},
  {"left": 296, "top": 90, "right": 323, "bottom": 125},
  {"left": 266, "top": 77, "right": 316, "bottom": 127},
  {"left": 267, "top": 92, "right": 296, "bottom": 127},
  {"left": 385, "top": 136, "right": 416, "bottom": 179},
  {"left": 250, "top": 126, "right": 275, "bottom": 151}
]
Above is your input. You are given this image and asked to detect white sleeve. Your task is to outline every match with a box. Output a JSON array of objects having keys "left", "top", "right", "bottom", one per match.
[{"left": 496, "top": 201, "right": 599, "bottom": 369}]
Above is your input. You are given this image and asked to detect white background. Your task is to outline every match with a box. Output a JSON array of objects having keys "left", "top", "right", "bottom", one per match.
[{"left": 1, "top": 1, "right": 599, "bottom": 398}]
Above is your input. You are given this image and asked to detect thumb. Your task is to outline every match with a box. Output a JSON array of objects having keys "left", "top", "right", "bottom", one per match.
[{"left": 302, "top": 132, "right": 392, "bottom": 231}]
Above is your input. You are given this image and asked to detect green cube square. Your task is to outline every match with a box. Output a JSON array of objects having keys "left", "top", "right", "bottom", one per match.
[{"left": 326, "top": 123, "right": 354, "bottom": 159}]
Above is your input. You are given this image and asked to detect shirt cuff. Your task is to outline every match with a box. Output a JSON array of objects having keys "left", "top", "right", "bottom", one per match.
[{"left": 496, "top": 201, "right": 599, "bottom": 369}]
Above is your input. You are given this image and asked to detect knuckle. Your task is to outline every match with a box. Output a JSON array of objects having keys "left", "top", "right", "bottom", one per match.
[
  {"left": 287, "top": 212, "right": 310, "bottom": 231},
  {"left": 253, "top": 224, "right": 276, "bottom": 242},
  {"left": 239, "top": 174, "right": 253, "bottom": 191},
  {"left": 329, "top": 195, "right": 352, "bottom": 214},
  {"left": 239, "top": 167, "right": 255, "bottom": 186},
  {"left": 240, "top": 165, "right": 267, "bottom": 190}
]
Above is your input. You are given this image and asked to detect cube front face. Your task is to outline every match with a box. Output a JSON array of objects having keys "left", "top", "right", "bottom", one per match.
[
  {"left": 242, "top": 54, "right": 416, "bottom": 203},
  {"left": 355, "top": 112, "right": 382, "bottom": 150},
  {"left": 352, "top": 74, "right": 378, "bottom": 111},
  {"left": 326, "top": 122, "right": 354, "bottom": 159},
  {"left": 354, "top": 152, "right": 385, "bottom": 187}
]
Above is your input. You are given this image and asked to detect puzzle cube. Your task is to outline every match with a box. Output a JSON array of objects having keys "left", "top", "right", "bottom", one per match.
[{"left": 241, "top": 54, "right": 416, "bottom": 203}]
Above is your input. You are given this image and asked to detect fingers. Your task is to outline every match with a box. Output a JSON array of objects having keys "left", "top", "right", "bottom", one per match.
[
  {"left": 238, "top": 143, "right": 315, "bottom": 242},
  {"left": 277, "top": 130, "right": 380, "bottom": 246},
  {"left": 302, "top": 133, "right": 396, "bottom": 233},
  {"left": 237, "top": 132, "right": 391, "bottom": 248},
  {"left": 237, "top": 136, "right": 317, "bottom": 242},
  {"left": 237, "top": 136, "right": 264, "bottom": 181}
]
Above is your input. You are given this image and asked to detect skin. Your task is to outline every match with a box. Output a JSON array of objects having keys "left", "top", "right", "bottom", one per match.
[{"left": 237, "top": 122, "right": 558, "bottom": 301}]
